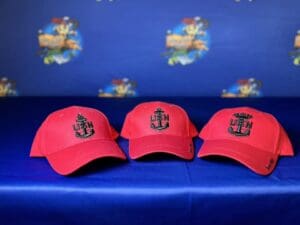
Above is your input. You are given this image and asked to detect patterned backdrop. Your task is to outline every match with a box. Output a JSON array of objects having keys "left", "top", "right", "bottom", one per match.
[{"left": 0, "top": 0, "right": 299, "bottom": 97}]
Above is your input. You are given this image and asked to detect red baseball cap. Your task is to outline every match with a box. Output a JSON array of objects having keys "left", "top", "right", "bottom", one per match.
[
  {"left": 121, "top": 101, "right": 198, "bottom": 160},
  {"left": 198, "top": 107, "right": 294, "bottom": 175},
  {"left": 30, "top": 106, "right": 126, "bottom": 175}
]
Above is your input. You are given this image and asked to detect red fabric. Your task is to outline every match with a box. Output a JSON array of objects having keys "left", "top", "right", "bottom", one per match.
[
  {"left": 198, "top": 140, "right": 278, "bottom": 175},
  {"left": 121, "top": 101, "right": 197, "bottom": 160},
  {"left": 30, "top": 106, "right": 126, "bottom": 175},
  {"left": 129, "top": 135, "right": 194, "bottom": 160},
  {"left": 198, "top": 107, "right": 294, "bottom": 175},
  {"left": 47, "top": 139, "right": 125, "bottom": 175}
]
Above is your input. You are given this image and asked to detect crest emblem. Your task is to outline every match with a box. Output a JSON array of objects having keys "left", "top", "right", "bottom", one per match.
[
  {"left": 73, "top": 114, "right": 95, "bottom": 139},
  {"left": 228, "top": 113, "right": 253, "bottom": 137},
  {"left": 150, "top": 108, "right": 169, "bottom": 131}
]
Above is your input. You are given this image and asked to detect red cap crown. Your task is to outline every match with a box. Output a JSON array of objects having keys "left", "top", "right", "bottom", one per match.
[
  {"left": 198, "top": 107, "right": 293, "bottom": 175},
  {"left": 30, "top": 106, "right": 125, "bottom": 175},
  {"left": 121, "top": 101, "right": 198, "bottom": 160}
]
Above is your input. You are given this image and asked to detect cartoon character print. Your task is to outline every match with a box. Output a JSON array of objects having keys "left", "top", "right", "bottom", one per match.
[
  {"left": 0, "top": 77, "right": 18, "bottom": 97},
  {"left": 98, "top": 78, "right": 138, "bottom": 98},
  {"left": 165, "top": 17, "right": 210, "bottom": 66},
  {"left": 290, "top": 31, "right": 300, "bottom": 66},
  {"left": 222, "top": 78, "right": 262, "bottom": 98},
  {"left": 38, "top": 17, "right": 82, "bottom": 65}
]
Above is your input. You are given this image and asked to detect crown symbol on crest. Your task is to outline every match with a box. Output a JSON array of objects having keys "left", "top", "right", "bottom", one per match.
[{"left": 234, "top": 113, "right": 252, "bottom": 119}]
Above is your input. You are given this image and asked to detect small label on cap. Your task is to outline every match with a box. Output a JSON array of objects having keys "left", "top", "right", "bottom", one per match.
[{"left": 265, "top": 158, "right": 275, "bottom": 170}]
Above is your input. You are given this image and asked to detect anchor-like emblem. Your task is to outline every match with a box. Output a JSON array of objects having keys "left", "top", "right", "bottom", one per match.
[
  {"left": 228, "top": 113, "right": 253, "bottom": 137},
  {"left": 150, "top": 108, "right": 169, "bottom": 131},
  {"left": 72, "top": 114, "right": 95, "bottom": 139}
]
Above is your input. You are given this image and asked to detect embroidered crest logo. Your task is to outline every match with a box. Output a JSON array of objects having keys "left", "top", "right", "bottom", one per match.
[
  {"left": 73, "top": 114, "right": 95, "bottom": 138},
  {"left": 228, "top": 113, "right": 253, "bottom": 137},
  {"left": 150, "top": 108, "right": 169, "bottom": 131}
]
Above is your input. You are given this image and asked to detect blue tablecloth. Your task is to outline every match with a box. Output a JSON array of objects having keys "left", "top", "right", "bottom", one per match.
[{"left": 0, "top": 97, "right": 299, "bottom": 225}]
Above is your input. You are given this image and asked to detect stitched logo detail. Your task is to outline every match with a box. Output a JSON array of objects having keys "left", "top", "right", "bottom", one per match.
[
  {"left": 73, "top": 114, "right": 95, "bottom": 139},
  {"left": 228, "top": 113, "right": 253, "bottom": 137},
  {"left": 150, "top": 108, "right": 169, "bottom": 131}
]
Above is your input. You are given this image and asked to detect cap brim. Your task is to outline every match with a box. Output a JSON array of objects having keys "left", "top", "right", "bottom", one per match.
[
  {"left": 198, "top": 140, "right": 278, "bottom": 175},
  {"left": 129, "top": 135, "right": 194, "bottom": 160},
  {"left": 46, "top": 139, "right": 126, "bottom": 175}
]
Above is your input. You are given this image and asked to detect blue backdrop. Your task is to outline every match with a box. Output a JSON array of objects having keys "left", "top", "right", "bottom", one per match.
[{"left": 0, "top": 0, "right": 299, "bottom": 97}]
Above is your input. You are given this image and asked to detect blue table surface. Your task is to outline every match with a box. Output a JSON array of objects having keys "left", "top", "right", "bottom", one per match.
[{"left": 0, "top": 97, "right": 300, "bottom": 225}]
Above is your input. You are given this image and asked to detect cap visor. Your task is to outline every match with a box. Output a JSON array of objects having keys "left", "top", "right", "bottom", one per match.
[
  {"left": 129, "top": 135, "right": 194, "bottom": 160},
  {"left": 46, "top": 139, "right": 126, "bottom": 175},
  {"left": 198, "top": 140, "right": 278, "bottom": 175}
]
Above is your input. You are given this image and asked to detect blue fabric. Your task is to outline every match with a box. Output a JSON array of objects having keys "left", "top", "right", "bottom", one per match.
[
  {"left": 0, "top": 97, "right": 299, "bottom": 225},
  {"left": 0, "top": 0, "right": 300, "bottom": 96}
]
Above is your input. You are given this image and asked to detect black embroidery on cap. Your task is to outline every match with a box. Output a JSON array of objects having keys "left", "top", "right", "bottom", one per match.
[
  {"left": 265, "top": 158, "right": 275, "bottom": 170},
  {"left": 228, "top": 113, "right": 253, "bottom": 137},
  {"left": 73, "top": 114, "right": 95, "bottom": 139},
  {"left": 150, "top": 108, "right": 169, "bottom": 131},
  {"left": 189, "top": 143, "right": 193, "bottom": 153}
]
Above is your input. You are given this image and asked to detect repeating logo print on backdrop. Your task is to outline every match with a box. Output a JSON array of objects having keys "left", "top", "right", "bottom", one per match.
[
  {"left": 73, "top": 114, "right": 95, "bottom": 139},
  {"left": 165, "top": 17, "right": 210, "bottom": 66},
  {"left": 98, "top": 78, "right": 138, "bottom": 98},
  {"left": 38, "top": 17, "right": 82, "bottom": 65},
  {"left": 228, "top": 113, "right": 253, "bottom": 137},
  {"left": 290, "top": 30, "right": 300, "bottom": 66},
  {"left": 0, "top": 77, "right": 18, "bottom": 97},
  {"left": 150, "top": 108, "right": 170, "bottom": 131},
  {"left": 222, "top": 78, "right": 262, "bottom": 98}
]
